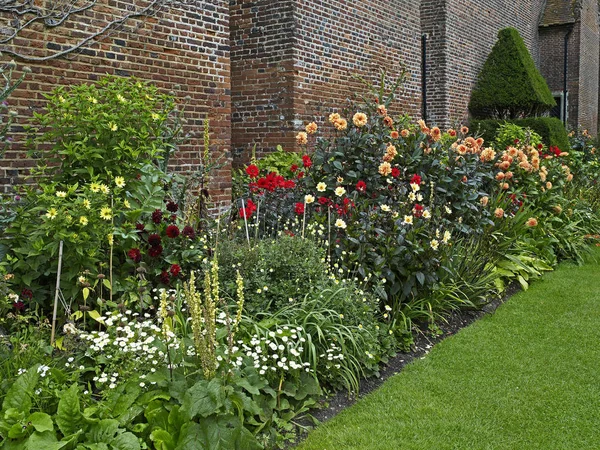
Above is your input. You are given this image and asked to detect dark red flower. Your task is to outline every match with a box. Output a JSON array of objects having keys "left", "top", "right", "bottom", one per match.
[
  {"left": 284, "top": 180, "right": 296, "bottom": 189},
  {"left": 135, "top": 223, "right": 146, "bottom": 232},
  {"left": 151, "top": 209, "right": 163, "bottom": 224},
  {"left": 295, "top": 202, "right": 305, "bottom": 215},
  {"left": 537, "top": 143, "right": 544, "bottom": 150},
  {"left": 166, "top": 225, "right": 180, "bottom": 238},
  {"left": 284, "top": 230, "right": 295, "bottom": 237},
  {"left": 13, "top": 301, "right": 25, "bottom": 311},
  {"left": 182, "top": 226, "right": 196, "bottom": 239},
  {"left": 239, "top": 199, "right": 257, "bottom": 219},
  {"left": 245, "top": 164, "right": 260, "bottom": 178},
  {"left": 290, "top": 164, "right": 298, "bottom": 173},
  {"left": 410, "top": 174, "right": 422, "bottom": 185},
  {"left": 21, "top": 288, "right": 33, "bottom": 300},
  {"left": 127, "top": 248, "right": 142, "bottom": 263},
  {"left": 297, "top": 171, "right": 305, "bottom": 179},
  {"left": 414, "top": 204, "right": 424, "bottom": 218},
  {"left": 391, "top": 167, "right": 401, "bottom": 178},
  {"left": 302, "top": 155, "right": 312, "bottom": 168},
  {"left": 169, "top": 264, "right": 182, "bottom": 277},
  {"left": 318, "top": 196, "right": 329, "bottom": 205},
  {"left": 356, "top": 180, "right": 367, "bottom": 192},
  {"left": 148, "top": 233, "right": 161, "bottom": 247},
  {"left": 166, "top": 201, "right": 178, "bottom": 213},
  {"left": 514, "top": 139, "right": 520, "bottom": 144},
  {"left": 159, "top": 271, "right": 170, "bottom": 284},
  {"left": 148, "top": 245, "right": 163, "bottom": 258}
]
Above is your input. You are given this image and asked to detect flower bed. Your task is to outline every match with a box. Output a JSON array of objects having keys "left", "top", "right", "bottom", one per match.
[{"left": 1, "top": 73, "right": 600, "bottom": 449}]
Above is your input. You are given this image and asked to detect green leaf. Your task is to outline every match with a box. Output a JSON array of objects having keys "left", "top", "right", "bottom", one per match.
[
  {"left": 28, "top": 412, "right": 53, "bottom": 433},
  {"left": 2, "top": 365, "right": 39, "bottom": 416},
  {"left": 111, "top": 431, "right": 141, "bottom": 450},
  {"left": 174, "top": 416, "right": 262, "bottom": 450},
  {"left": 86, "top": 419, "right": 119, "bottom": 443},
  {"left": 83, "top": 287, "right": 90, "bottom": 301},
  {"left": 56, "top": 384, "right": 82, "bottom": 437},
  {"left": 181, "top": 378, "right": 225, "bottom": 421},
  {"left": 87, "top": 310, "right": 105, "bottom": 325},
  {"left": 150, "top": 429, "right": 176, "bottom": 450},
  {"left": 25, "top": 430, "right": 67, "bottom": 450}
]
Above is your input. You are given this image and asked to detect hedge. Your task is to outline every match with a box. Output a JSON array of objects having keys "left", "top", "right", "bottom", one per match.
[{"left": 469, "top": 28, "right": 555, "bottom": 119}]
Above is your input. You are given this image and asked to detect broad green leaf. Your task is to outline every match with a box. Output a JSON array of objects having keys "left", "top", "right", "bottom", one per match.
[
  {"left": 174, "top": 416, "right": 248, "bottom": 450},
  {"left": 28, "top": 412, "right": 54, "bottom": 433},
  {"left": 56, "top": 384, "right": 82, "bottom": 437},
  {"left": 111, "top": 431, "right": 141, "bottom": 450},
  {"left": 150, "top": 429, "right": 175, "bottom": 450},
  {"left": 82, "top": 287, "right": 90, "bottom": 301},
  {"left": 25, "top": 430, "right": 67, "bottom": 450},
  {"left": 86, "top": 419, "right": 119, "bottom": 443},
  {"left": 181, "top": 378, "right": 224, "bottom": 420},
  {"left": 2, "top": 365, "right": 39, "bottom": 416},
  {"left": 87, "top": 310, "right": 105, "bottom": 325}
]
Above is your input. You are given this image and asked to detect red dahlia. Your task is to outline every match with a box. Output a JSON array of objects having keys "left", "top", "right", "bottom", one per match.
[
  {"left": 245, "top": 164, "right": 260, "bottom": 178},
  {"left": 356, "top": 180, "right": 367, "bottom": 192},
  {"left": 295, "top": 202, "right": 305, "bottom": 215},
  {"left": 148, "top": 245, "right": 163, "bottom": 258},
  {"left": 302, "top": 155, "right": 312, "bottom": 168},
  {"left": 166, "top": 225, "right": 180, "bottom": 238},
  {"left": 391, "top": 167, "right": 401, "bottom": 178},
  {"left": 151, "top": 209, "right": 163, "bottom": 224},
  {"left": 127, "top": 248, "right": 142, "bottom": 263},
  {"left": 170, "top": 264, "right": 182, "bottom": 277},
  {"left": 182, "top": 225, "right": 196, "bottom": 239},
  {"left": 148, "top": 234, "right": 161, "bottom": 247},
  {"left": 166, "top": 201, "right": 179, "bottom": 212},
  {"left": 159, "top": 270, "right": 170, "bottom": 284},
  {"left": 410, "top": 174, "right": 422, "bottom": 185}
]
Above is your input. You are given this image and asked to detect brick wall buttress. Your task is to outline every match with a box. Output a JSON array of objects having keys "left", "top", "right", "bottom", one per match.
[{"left": 230, "top": 0, "right": 296, "bottom": 167}]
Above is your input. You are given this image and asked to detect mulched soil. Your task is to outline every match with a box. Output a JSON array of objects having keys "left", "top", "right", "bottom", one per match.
[{"left": 292, "top": 283, "right": 520, "bottom": 445}]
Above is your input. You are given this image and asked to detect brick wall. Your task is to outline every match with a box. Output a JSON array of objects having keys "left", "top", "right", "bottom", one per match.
[
  {"left": 539, "top": 24, "right": 580, "bottom": 131},
  {"left": 293, "top": 0, "right": 422, "bottom": 133},
  {"left": 576, "top": 0, "right": 599, "bottom": 134},
  {"left": 0, "top": 0, "right": 232, "bottom": 205},
  {"left": 230, "top": 0, "right": 295, "bottom": 167},
  {"left": 422, "top": 0, "right": 547, "bottom": 129}
]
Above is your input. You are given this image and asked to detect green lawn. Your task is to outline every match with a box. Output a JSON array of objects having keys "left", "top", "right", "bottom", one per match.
[{"left": 298, "top": 248, "right": 600, "bottom": 450}]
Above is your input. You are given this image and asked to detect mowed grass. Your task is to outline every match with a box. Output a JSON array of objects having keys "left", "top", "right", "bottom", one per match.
[{"left": 298, "top": 248, "right": 600, "bottom": 450}]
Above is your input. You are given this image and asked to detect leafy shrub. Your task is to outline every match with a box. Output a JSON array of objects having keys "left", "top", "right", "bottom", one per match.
[
  {"left": 469, "top": 27, "right": 555, "bottom": 119},
  {"left": 27, "top": 76, "right": 182, "bottom": 185},
  {"left": 494, "top": 122, "right": 543, "bottom": 150},
  {"left": 472, "top": 118, "right": 569, "bottom": 152}
]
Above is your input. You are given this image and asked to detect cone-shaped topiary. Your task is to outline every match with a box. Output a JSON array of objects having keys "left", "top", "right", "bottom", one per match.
[{"left": 469, "top": 27, "right": 555, "bottom": 119}]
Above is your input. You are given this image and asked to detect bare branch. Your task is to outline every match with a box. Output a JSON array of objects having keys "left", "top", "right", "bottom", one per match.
[{"left": 0, "top": 0, "right": 179, "bottom": 61}]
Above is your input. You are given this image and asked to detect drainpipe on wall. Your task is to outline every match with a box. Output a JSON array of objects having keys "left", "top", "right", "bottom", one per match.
[
  {"left": 421, "top": 34, "right": 428, "bottom": 123},
  {"left": 563, "top": 25, "right": 574, "bottom": 127}
]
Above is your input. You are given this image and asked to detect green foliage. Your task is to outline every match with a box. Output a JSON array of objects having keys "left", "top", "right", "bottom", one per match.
[
  {"left": 27, "top": 76, "right": 183, "bottom": 185},
  {"left": 472, "top": 118, "right": 569, "bottom": 151},
  {"left": 218, "top": 236, "right": 330, "bottom": 313},
  {"left": 469, "top": 27, "right": 555, "bottom": 119},
  {"left": 494, "top": 122, "right": 543, "bottom": 150}
]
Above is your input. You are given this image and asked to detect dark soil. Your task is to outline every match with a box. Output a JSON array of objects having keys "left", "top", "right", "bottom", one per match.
[{"left": 292, "top": 283, "right": 521, "bottom": 445}]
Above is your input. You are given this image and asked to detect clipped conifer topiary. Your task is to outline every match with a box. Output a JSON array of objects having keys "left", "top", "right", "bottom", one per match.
[{"left": 469, "top": 27, "right": 555, "bottom": 119}]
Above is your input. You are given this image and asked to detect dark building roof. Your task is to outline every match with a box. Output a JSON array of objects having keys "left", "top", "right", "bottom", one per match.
[{"left": 540, "top": 0, "right": 577, "bottom": 26}]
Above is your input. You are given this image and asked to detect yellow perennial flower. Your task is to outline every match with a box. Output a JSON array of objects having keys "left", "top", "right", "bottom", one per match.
[
  {"left": 79, "top": 216, "right": 88, "bottom": 226},
  {"left": 100, "top": 207, "right": 112, "bottom": 221},
  {"left": 56, "top": 191, "right": 67, "bottom": 198},
  {"left": 45, "top": 208, "right": 58, "bottom": 220},
  {"left": 114, "top": 177, "right": 126, "bottom": 188}
]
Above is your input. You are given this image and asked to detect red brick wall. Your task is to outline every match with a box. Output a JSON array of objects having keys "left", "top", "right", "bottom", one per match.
[
  {"left": 577, "top": 0, "right": 599, "bottom": 134},
  {"left": 422, "top": 0, "right": 546, "bottom": 129},
  {"left": 293, "top": 0, "right": 422, "bottom": 131},
  {"left": 0, "top": 1, "right": 232, "bottom": 205},
  {"left": 230, "top": 0, "right": 295, "bottom": 167},
  {"left": 539, "top": 24, "right": 580, "bottom": 131}
]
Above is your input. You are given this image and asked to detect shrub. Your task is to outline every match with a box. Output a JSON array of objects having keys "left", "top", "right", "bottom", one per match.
[
  {"left": 469, "top": 27, "right": 555, "bottom": 119},
  {"left": 472, "top": 118, "right": 569, "bottom": 151}
]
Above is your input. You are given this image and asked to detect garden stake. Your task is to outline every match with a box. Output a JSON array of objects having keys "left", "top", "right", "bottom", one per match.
[
  {"left": 327, "top": 206, "right": 332, "bottom": 263},
  {"left": 109, "top": 197, "right": 114, "bottom": 303},
  {"left": 302, "top": 199, "right": 307, "bottom": 239},
  {"left": 50, "top": 240, "right": 64, "bottom": 346},
  {"left": 241, "top": 198, "right": 250, "bottom": 245},
  {"left": 255, "top": 200, "right": 260, "bottom": 242}
]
